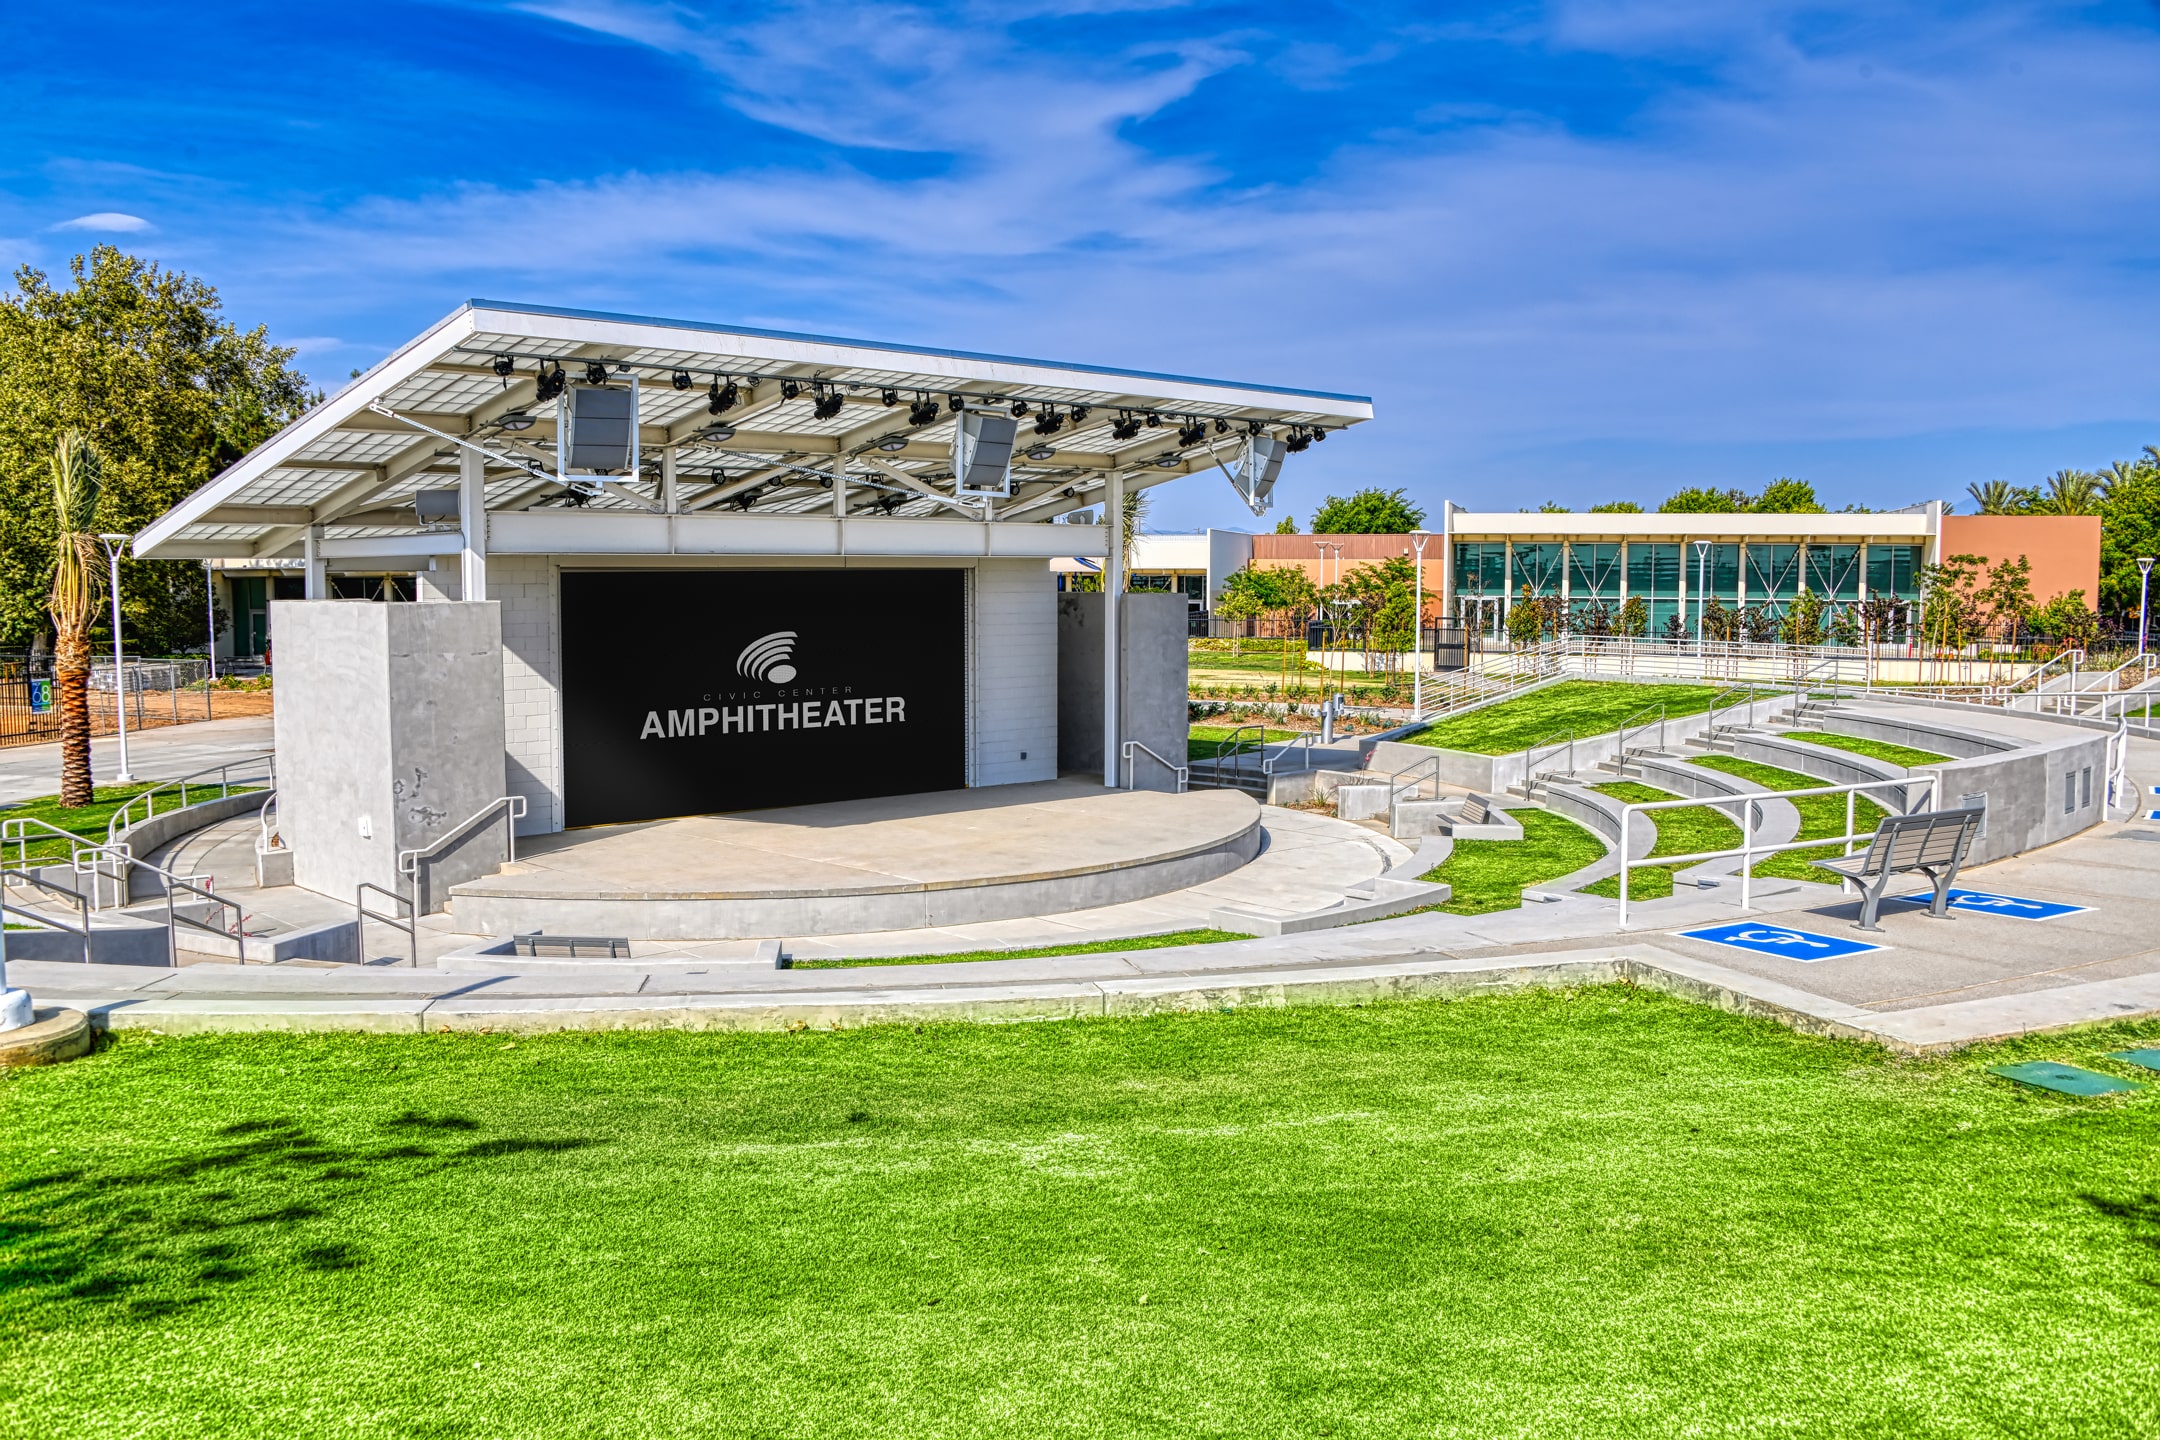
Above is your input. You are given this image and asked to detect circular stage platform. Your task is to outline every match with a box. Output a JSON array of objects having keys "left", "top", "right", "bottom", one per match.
[{"left": 447, "top": 780, "right": 1264, "bottom": 941}]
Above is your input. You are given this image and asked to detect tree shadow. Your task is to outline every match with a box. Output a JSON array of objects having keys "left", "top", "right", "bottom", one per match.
[
  {"left": 2080, "top": 1191, "right": 2160, "bottom": 1256},
  {"left": 0, "top": 1110, "right": 600, "bottom": 1329}
]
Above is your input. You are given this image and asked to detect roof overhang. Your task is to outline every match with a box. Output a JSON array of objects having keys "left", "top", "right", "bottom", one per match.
[{"left": 135, "top": 300, "right": 1372, "bottom": 563}]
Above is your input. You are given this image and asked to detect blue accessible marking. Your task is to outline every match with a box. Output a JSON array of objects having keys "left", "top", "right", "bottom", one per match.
[
  {"left": 1893, "top": 888, "right": 2090, "bottom": 921},
  {"left": 1677, "top": 922, "right": 1884, "bottom": 962}
]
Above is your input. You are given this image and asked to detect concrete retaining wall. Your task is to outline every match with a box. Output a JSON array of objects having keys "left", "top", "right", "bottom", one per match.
[
  {"left": 1917, "top": 731, "right": 2110, "bottom": 865},
  {"left": 1057, "top": 592, "right": 1187, "bottom": 788}
]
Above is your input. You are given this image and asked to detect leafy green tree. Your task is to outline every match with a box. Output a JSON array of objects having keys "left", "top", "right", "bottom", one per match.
[
  {"left": 2031, "top": 589, "right": 2100, "bottom": 649},
  {"left": 1537, "top": 500, "right": 1570, "bottom": 513},
  {"left": 1505, "top": 587, "right": 1544, "bottom": 648},
  {"left": 1589, "top": 500, "right": 1643, "bottom": 514},
  {"left": 2097, "top": 455, "right": 2160, "bottom": 620},
  {"left": 1617, "top": 594, "right": 1648, "bottom": 637},
  {"left": 1272, "top": 515, "right": 1298, "bottom": 535},
  {"left": 1918, "top": 553, "right": 1986, "bottom": 649},
  {"left": 1975, "top": 554, "right": 2035, "bottom": 640},
  {"left": 1310, "top": 487, "right": 1424, "bottom": 534},
  {"left": 1658, "top": 486, "right": 1750, "bottom": 514},
  {"left": 0, "top": 246, "right": 311, "bottom": 653},
  {"left": 1754, "top": 478, "right": 1824, "bottom": 514},
  {"left": 1780, "top": 590, "right": 1824, "bottom": 647}
]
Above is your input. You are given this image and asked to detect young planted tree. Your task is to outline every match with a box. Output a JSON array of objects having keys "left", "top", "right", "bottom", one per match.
[
  {"left": 48, "top": 432, "right": 103, "bottom": 808},
  {"left": 1618, "top": 594, "right": 1649, "bottom": 638},
  {"left": 1975, "top": 554, "right": 2035, "bottom": 648},
  {"left": 1780, "top": 589, "right": 1825, "bottom": 647}
]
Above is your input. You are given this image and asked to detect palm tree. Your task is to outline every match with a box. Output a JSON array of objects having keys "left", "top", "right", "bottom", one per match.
[
  {"left": 1966, "top": 479, "right": 2018, "bottom": 514},
  {"left": 1120, "top": 485, "right": 1149, "bottom": 573},
  {"left": 48, "top": 432, "right": 104, "bottom": 809},
  {"left": 2101, "top": 460, "right": 2138, "bottom": 498},
  {"left": 2040, "top": 468, "right": 2103, "bottom": 515}
]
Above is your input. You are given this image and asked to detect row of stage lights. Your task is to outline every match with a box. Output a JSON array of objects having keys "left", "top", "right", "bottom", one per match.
[{"left": 487, "top": 351, "right": 1330, "bottom": 451}]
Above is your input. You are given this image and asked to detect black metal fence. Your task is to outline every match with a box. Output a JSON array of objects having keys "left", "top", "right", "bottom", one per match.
[{"left": 0, "top": 653, "right": 267, "bottom": 749}]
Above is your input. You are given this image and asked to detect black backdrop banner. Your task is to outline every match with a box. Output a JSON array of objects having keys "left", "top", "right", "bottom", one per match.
[{"left": 560, "top": 569, "right": 966, "bottom": 827}]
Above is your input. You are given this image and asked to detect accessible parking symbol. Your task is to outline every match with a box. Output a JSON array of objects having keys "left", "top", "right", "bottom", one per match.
[
  {"left": 1676, "top": 922, "right": 1885, "bottom": 962},
  {"left": 1894, "top": 888, "right": 2089, "bottom": 921}
]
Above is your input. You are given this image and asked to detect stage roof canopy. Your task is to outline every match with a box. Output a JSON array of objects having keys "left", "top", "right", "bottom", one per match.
[{"left": 134, "top": 300, "right": 1373, "bottom": 563}]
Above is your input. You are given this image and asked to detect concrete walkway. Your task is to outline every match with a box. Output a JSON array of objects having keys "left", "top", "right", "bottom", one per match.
[{"left": 0, "top": 715, "right": 273, "bottom": 805}]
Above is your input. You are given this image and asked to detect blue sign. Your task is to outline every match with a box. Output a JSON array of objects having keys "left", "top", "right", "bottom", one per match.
[
  {"left": 26, "top": 677, "right": 51, "bottom": 714},
  {"left": 1895, "top": 888, "right": 2089, "bottom": 921},
  {"left": 1677, "top": 922, "right": 1885, "bottom": 962}
]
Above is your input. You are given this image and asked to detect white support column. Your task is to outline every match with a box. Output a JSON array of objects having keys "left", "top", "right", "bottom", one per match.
[
  {"left": 459, "top": 448, "right": 487, "bottom": 602},
  {"left": 303, "top": 525, "right": 327, "bottom": 599},
  {"left": 660, "top": 446, "right": 679, "bottom": 514},
  {"left": 1103, "top": 472, "right": 1124, "bottom": 788},
  {"left": 833, "top": 454, "right": 846, "bottom": 518}
]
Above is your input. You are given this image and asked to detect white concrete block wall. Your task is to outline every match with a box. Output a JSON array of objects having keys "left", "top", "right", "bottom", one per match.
[
  {"left": 492, "top": 554, "right": 563, "bottom": 835},
  {"left": 971, "top": 558, "right": 1058, "bottom": 787}
]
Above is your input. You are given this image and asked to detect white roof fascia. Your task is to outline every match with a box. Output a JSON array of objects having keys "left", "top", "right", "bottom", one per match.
[
  {"left": 134, "top": 306, "right": 480, "bottom": 557},
  {"left": 462, "top": 304, "right": 1373, "bottom": 423}
]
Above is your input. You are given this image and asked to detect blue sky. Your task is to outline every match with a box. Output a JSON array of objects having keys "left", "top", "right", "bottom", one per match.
[{"left": 3, "top": 1, "right": 2156, "bottom": 530}]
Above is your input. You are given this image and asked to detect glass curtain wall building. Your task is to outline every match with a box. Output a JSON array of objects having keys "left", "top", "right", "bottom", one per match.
[{"left": 1438, "top": 504, "right": 1940, "bottom": 646}]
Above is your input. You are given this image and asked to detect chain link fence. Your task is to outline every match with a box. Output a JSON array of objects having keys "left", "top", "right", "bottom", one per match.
[{"left": 0, "top": 652, "right": 272, "bottom": 749}]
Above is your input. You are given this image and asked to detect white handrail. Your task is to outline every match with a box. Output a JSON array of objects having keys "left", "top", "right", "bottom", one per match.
[
  {"left": 398, "top": 794, "right": 529, "bottom": 881},
  {"left": 1614, "top": 773, "right": 1939, "bottom": 928},
  {"left": 1121, "top": 741, "right": 1189, "bottom": 793},
  {"left": 106, "top": 752, "right": 275, "bottom": 848}
]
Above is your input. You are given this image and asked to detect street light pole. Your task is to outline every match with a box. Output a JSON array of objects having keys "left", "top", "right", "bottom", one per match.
[
  {"left": 1693, "top": 540, "right": 1712, "bottom": 674},
  {"left": 203, "top": 559, "right": 218, "bottom": 684},
  {"left": 1409, "top": 530, "right": 1431, "bottom": 720},
  {"left": 99, "top": 534, "right": 134, "bottom": 784},
  {"left": 2139, "top": 557, "right": 2155, "bottom": 657}
]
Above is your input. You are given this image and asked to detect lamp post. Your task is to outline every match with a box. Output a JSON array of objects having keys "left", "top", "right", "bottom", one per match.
[
  {"left": 2139, "top": 557, "right": 2155, "bottom": 657},
  {"left": 203, "top": 559, "right": 217, "bottom": 684},
  {"left": 1409, "top": 530, "right": 1431, "bottom": 719},
  {"left": 98, "top": 534, "right": 134, "bottom": 784},
  {"left": 1693, "top": 540, "right": 1712, "bottom": 674}
]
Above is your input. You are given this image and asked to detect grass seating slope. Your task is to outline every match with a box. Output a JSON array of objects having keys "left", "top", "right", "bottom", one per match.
[
  {"left": 1417, "top": 808, "right": 1606, "bottom": 914},
  {"left": 1781, "top": 730, "right": 1950, "bottom": 767},
  {"left": 3, "top": 1002, "right": 2157, "bottom": 1437},
  {"left": 1409, "top": 681, "right": 1724, "bottom": 756},
  {"left": 1577, "top": 780, "right": 1743, "bottom": 900},
  {"left": 1690, "top": 754, "right": 1890, "bottom": 886}
]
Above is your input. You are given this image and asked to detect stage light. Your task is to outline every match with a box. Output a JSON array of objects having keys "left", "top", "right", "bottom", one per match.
[
  {"left": 1025, "top": 443, "right": 1057, "bottom": 461},
  {"left": 908, "top": 395, "right": 941, "bottom": 426},
  {"left": 1285, "top": 427, "right": 1312, "bottom": 453},
  {"left": 1214, "top": 418, "right": 1228, "bottom": 435},
  {"left": 1110, "top": 411, "right": 1141, "bottom": 440},
  {"left": 1177, "top": 421, "right": 1205, "bottom": 446},
  {"left": 1311, "top": 425, "right": 1327, "bottom": 442},
  {"left": 949, "top": 393, "right": 968, "bottom": 412},
  {"left": 882, "top": 388, "right": 899, "bottom": 406},
  {"left": 1246, "top": 419, "right": 1263, "bottom": 437},
  {"left": 1033, "top": 408, "right": 1064, "bottom": 436},
  {"left": 709, "top": 378, "right": 740, "bottom": 414},
  {"left": 492, "top": 353, "right": 515, "bottom": 378},
  {"left": 877, "top": 434, "right": 909, "bottom": 452},
  {"left": 781, "top": 379, "right": 801, "bottom": 400},
  {"left": 1070, "top": 404, "right": 1091, "bottom": 422},
  {"left": 813, "top": 385, "right": 845, "bottom": 420},
  {"left": 701, "top": 423, "right": 738, "bottom": 443},
  {"left": 584, "top": 361, "right": 610, "bottom": 387},
  {"left": 671, "top": 370, "right": 693, "bottom": 390},
  {"left": 498, "top": 411, "right": 536, "bottom": 431},
  {"left": 1144, "top": 411, "right": 1162, "bottom": 428},
  {"left": 535, "top": 362, "right": 568, "bottom": 401},
  {"left": 1010, "top": 398, "right": 1030, "bottom": 417}
]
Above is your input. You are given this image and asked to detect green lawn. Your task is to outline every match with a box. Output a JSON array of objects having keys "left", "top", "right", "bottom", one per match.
[
  {"left": 1579, "top": 780, "right": 1743, "bottom": 900},
  {"left": 1409, "top": 682, "right": 1724, "bottom": 756},
  {"left": 1782, "top": 731, "right": 1949, "bottom": 767},
  {"left": 4, "top": 999, "right": 2158, "bottom": 1437},
  {"left": 795, "top": 929, "right": 1251, "bottom": 970},
  {"left": 1690, "top": 754, "right": 1889, "bottom": 886},
  {"left": 0, "top": 783, "right": 170, "bottom": 863},
  {"left": 1187, "top": 725, "right": 1302, "bottom": 763},
  {"left": 1419, "top": 808, "right": 1607, "bottom": 914}
]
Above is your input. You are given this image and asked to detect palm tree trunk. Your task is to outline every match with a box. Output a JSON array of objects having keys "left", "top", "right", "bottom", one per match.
[{"left": 54, "top": 630, "right": 93, "bottom": 809}]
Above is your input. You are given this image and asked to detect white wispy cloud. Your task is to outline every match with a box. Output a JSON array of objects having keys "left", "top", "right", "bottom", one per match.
[{"left": 51, "top": 212, "right": 153, "bottom": 232}]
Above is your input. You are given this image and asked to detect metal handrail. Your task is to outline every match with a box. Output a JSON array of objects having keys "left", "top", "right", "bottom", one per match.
[
  {"left": 160, "top": 871, "right": 248, "bottom": 967},
  {"left": 1121, "top": 741, "right": 1189, "bottom": 793},
  {"left": 358, "top": 881, "right": 419, "bottom": 968},
  {"left": 1614, "top": 702, "right": 1667, "bottom": 768},
  {"left": 1261, "top": 732, "right": 1322, "bottom": 776},
  {"left": 1, "top": 867, "right": 95, "bottom": 964},
  {"left": 257, "top": 791, "right": 281, "bottom": 852},
  {"left": 1613, "top": 773, "right": 1940, "bottom": 928},
  {"left": 1209, "top": 723, "right": 1266, "bottom": 785},
  {"left": 105, "top": 752, "right": 275, "bottom": 848},
  {"left": 1704, "top": 683, "right": 1776, "bottom": 741},
  {"left": 1523, "top": 728, "right": 1575, "bottom": 795},
  {"left": 398, "top": 795, "right": 529, "bottom": 883}
]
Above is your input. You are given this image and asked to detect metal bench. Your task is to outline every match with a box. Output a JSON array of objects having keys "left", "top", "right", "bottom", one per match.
[
  {"left": 512, "top": 932, "right": 632, "bottom": 958},
  {"left": 1814, "top": 806, "right": 1984, "bottom": 932},
  {"left": 1459, "top": 793, "right": 1493, "bottom": 826}
]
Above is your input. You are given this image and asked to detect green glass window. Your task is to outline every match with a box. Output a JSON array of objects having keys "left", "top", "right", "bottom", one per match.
[
  {"left": 1511, "top": 542, "right": 1566, "bottom": 597},
  {"left": 1680, "top": 543, "right": 1740, "bottom": 600},
  {"left": 1866, "top": 544, "right": 1921, "bottom": 600},
  {"left": 1744, "top": 543, "right": 1804, "bottom": 601},
  {"left": 1805, "top": 544, "right": 1862, "bottom": 600},
  {"left": 1626, "top": 542, "right": 1681, "bottom": 597},
  {"left": 1452, "top": 542, "right": 1507, "bottom": 599},
  {"left": 1567, "top": 543, "right": 1622, "bottom": 600}
]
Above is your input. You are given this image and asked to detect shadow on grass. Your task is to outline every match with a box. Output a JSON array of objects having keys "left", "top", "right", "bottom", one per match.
[
  {"left": 0, "top": 1112, "right": 597, "bottom": 1326},
  {"left": 2081, "top": 1191, "right": 2160, "bottom": 1261}
]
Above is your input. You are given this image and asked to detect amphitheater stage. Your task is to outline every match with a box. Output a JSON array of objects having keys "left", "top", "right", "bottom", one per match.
[{"left": 446, "top": 780, "right": 1265, "bottom": 941}]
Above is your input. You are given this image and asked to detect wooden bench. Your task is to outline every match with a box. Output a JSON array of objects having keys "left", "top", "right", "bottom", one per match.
[
  {"left": 1813, "top": 806, "right": 1984, "bottom": 931},
  {"left": 512, "top": 932, "right": 632, "bottom": 959}
]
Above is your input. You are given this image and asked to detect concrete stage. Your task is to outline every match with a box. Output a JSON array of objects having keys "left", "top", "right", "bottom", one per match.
[{"left": 446, "top": 780, "right": 1265, "bottom": 940}]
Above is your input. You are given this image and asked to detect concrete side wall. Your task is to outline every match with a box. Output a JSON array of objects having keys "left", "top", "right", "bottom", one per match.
[
  {"left": 272, "top": 602, "right": 398, "bottom": 896},
  {"left": 1919, "top": 732, "right": 2109, "bottom": 865},
  {"left": 493, "top": 554, "right": 563, "bottom": 837},
  {"left": 385, "top": 602, "right": 508, "bottom": 907},
  {"left": 971, "top": 559, "right": 1057, "bottom": 788},
  {"left": 1815, "top": 710, "right": 2016, "bottom": 759},
  {"left": 1057, "top": 592, "right": 1189, "bottom": 788}
]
